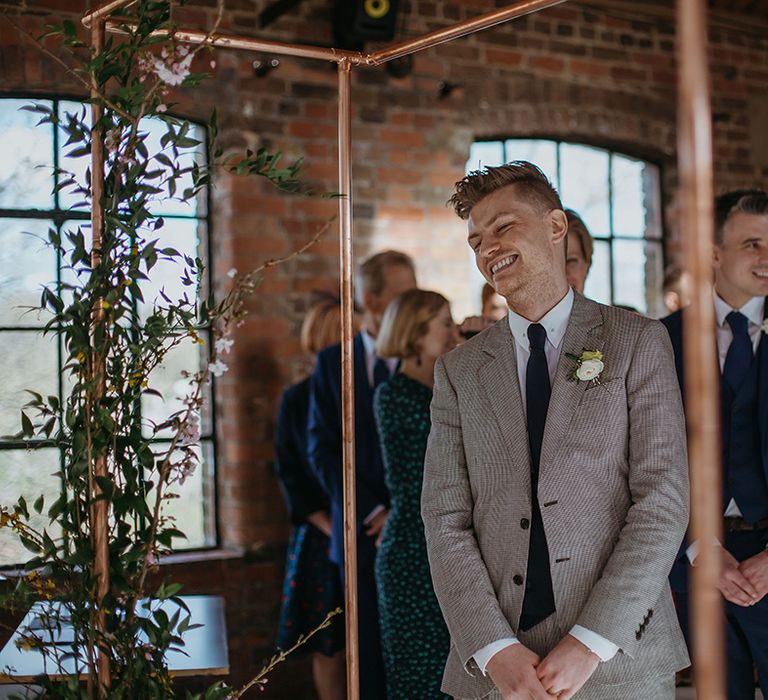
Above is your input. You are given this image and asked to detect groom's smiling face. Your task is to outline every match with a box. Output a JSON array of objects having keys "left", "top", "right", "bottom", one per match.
[{"left": 466, "top": 184, "right": 568, "bottom": 304}]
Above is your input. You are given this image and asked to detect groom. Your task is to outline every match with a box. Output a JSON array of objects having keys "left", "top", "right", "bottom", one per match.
[{"left": 421, "top": 162, "right": 690, "bottom": 699}]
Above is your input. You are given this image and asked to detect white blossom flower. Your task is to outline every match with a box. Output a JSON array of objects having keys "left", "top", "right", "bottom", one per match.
[
  {"left": 152, "top": 52, "right": 193, "bottom": 87},
  {"left": 575, "top": 359, "right": 604, "bottom": 382},
  {"left": 178, "top": 413, "right": 200, "bottom": 446},
  {"left": 227, "top": 268, "right": 238, "bottom": 279},
  {"left": 215, "top": 337, "right": 234, "bottom": 354},
  {"left": 156, "top": 103, "right": 168, "bottom": 113},
  {"left": 104, "top": 128, "right": 121, "bottom": 153},
  {"left": 208, "top": 359, "right": 228, "bottom": 378}
]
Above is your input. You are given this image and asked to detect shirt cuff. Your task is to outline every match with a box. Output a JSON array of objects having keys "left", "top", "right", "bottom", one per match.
[
  {"left": 363, "top": 504, "right": 386, "bottom": 525},
  {"left": 473, "top": 638, "right": 519, "bottom": 675},
  {"left": 569, "top": 625, "right": 619, "bottom": 662},
  {"left": 686, "top": 537, "right": 722, "bottom": 566}
]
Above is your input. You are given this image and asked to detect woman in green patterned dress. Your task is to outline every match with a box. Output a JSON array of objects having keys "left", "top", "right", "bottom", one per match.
[{"left": 373, "top": 289, "right": 460, "bottom": 699}]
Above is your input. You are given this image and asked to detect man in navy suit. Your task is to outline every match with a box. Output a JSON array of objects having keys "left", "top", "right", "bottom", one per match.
[
  {"left": 308, "top": 250, "right": 417, "bottom": 699},
  {"left": 663, "top": 190, "right": 768, "bottom": 699}
]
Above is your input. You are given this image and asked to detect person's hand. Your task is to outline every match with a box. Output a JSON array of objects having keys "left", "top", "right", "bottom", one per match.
[
  {"left": 306, "top": 510, "right": 332, "bottom": 537},
  {"left": 364, "top": 508, "right": 388, "bottom": 548},
  {"left": 536, "top": 635, "right": 600, "bottom": 699},
  {"left": 458, "top": 315, "right": 491, "bottom": 340},
  {"left": 738, "top": 549, "right": 768, "bottom": 603},
  {"left": 720, "top": 546, "right": 760, "bottom": 606},
  {"left": 486, "top": 643, "right": 550, "bottom": 700}
]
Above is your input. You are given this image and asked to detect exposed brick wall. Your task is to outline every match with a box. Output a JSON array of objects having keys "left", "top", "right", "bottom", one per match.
[{"left": 1, "top": 1, "right": 767, "bottom": 697}]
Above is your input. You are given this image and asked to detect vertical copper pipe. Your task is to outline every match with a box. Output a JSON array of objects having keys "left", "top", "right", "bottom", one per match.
[
  {"left": 677, "top": 1, "right": 725, "bottom": 698},
  {"left": 90, "top": 17, "right": 111, "bottom": 696},
  {"left": 337, "top": 59, "right": 359, "bottom": 700}
]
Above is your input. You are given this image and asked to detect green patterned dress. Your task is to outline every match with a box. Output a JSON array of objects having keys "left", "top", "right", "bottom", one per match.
[{"left": 373, "top": 372, "right": 450, "bottom": 699}]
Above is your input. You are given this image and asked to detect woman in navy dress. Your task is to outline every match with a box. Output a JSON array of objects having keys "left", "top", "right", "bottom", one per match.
[
  {"left": 275, "top": 297, "right": 346, "bottom": 700},
  {"left": 373, "top": 289, "right": 460, "bottom": 699}
]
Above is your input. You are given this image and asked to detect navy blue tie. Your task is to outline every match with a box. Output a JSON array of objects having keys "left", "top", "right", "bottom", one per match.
[
  {"left": 373, "top": 357, "right": 390, "bottom": 389},
  {"left": 723, "top": 311, "right": 752, "bottom": 394},
  {"left": 519, "top": 323, "right": 556, "bottom": 631}
]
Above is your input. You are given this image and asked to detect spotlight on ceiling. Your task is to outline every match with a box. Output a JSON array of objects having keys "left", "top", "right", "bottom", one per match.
[{"left": 253, "top": 58, "right": 280, "bottom": 78}]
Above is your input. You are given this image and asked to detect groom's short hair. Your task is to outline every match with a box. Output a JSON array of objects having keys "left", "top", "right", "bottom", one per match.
[
  {"left": 714, "top": 189, "right": 768, "bottom": 244},
  {"left": 449, "top": 161, "right": 563, "bottom": 220}
]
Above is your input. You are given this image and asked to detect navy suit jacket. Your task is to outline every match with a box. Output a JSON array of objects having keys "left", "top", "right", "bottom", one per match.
[
  {"left": 662, "top": 303, "right": 768, "bottom": 589},
  {"left": 307, "top": 333, "right": 389, "bottom": 563}
]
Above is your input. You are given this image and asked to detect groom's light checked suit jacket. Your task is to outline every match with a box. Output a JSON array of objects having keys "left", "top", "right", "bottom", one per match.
[{"left": 421, "top": 293, "right": 691, "bottom": 698}]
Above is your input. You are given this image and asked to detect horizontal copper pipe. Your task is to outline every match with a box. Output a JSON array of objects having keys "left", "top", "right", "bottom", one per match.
[
  {"left": 104, "top": 21, "right": 367, "bottom": 64},
  {"left": 368, "top": 0, "right": 568, "bottom": 64},
  {"left": 82, "top": 0, "right": 135, "bottom": 27},
  {"left": 97, "top": 1, "right": 566, "bottom": 66}
]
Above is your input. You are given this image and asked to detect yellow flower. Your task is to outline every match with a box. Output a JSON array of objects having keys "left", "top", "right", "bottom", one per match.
[
  {"left": 100, "top": 301, "right": 111, "bottom": 310},
  {"left": 580, "top": 350, "right": 603, "bottom": 362},
  {"left": 189, "top": 331, "right": 205, "bottom": 345}
]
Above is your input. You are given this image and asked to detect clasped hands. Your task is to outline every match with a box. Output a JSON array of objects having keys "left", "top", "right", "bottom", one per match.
[
  {"left": 719, "top": 547, "right": 768, "bottom": 607},
  {"left": 487, "top": 635, "right": 599, "bottom": 700}
]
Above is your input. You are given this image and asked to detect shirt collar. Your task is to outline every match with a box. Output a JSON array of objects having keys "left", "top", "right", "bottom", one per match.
[
  {"left": 360, "top": 329, "right": 377, "bottom": 359},
  {"left": 507, "top": 287, "right": 574, "bottom": 351},
  {"left": 713, "top": 291, "right": 764, "bottom": 328}
]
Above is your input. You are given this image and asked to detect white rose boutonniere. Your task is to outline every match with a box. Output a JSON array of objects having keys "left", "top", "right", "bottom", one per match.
[{"left": 566, "top": 349, "right": 605, "bottom": 386}]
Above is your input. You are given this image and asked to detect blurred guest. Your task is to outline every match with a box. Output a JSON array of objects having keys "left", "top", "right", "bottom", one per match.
[
  {"left": 459, "top": 283, "right": 508, "bottom": 338},
  {"left": 482, "top": 282, "right": 508, "bottom": 322},
  {"left": 308, "top": 251, "right": 417, "bottom": 700},
  {"left": 373, "top": 288, "right": 459, "bottom": 699},
  {"left": 565, "top": 208, "right": 593, "bottom": 294},
  {"left": 275, "top": 297, "right": 346, "bottom": 700},
  {"left": 663, "top": 267, "right": 693, "bottom": 313}
]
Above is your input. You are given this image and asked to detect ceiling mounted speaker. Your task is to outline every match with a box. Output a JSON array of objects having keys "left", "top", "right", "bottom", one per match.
[{"left": 333, "top": 0, "right": 400, "bottom": 49}]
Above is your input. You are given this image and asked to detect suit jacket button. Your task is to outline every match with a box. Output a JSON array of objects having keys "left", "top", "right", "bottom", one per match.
[
  {"left": 520, "top": 518, "right": 530, "bottom": 529},
  {"left": 513, "top": 575, "right": 524, "bottom": 585}
]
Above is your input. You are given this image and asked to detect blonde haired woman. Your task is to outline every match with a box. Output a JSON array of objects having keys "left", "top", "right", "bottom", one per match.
[
  {"left": 275, "top": 296, "right": 348, "bottom": 700},
  {"left": 373, "top": 289, "right": 459, "bottom": 699}
]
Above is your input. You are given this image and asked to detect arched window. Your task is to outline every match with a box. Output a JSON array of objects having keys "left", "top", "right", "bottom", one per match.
[
  {"left": 467, "top": 139, "right": 665, "bottom": 318},
  {"left": 0, "top": 96, "right": 217, "bottom": 565}
]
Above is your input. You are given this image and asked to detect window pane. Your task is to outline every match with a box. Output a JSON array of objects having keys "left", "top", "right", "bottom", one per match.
[
  {"left": 0, "top": 448, "right": 62, "bottom": 565},
  {"left": 643, "top": 241, "right": 665, "bottom": 319},
  {"left": 138, "top": 219, "right": 206, "bottom": 322},
  {"left": 613, "top": 239, "right": 650, "bottom": 314},
  {"left": 57, "top": 100, "right": 92, "bottom": 212},
  {"left": 612, "top": 154, "right": 662, "bottom": 239},
  {"left": 466, "top": 141, "right": 504, "bottom": 171},
  {"left": 142, "top": 332, "right": 210, "bottom": 439},
  {"left": 0, "top": 331, "right": 59, "bottom": 436},
  {"left": 559, "top": 144, "right": 610, "bottom": 236},
  {"left": 505, "top": 139, "right": 558, "bottom": 187},
  {"left": 0, "top": 99, "right": 54, "bottom": 210},
  {"left": 154, "top": 441, "right": 215, "bottom": 548},
  {"left": 0, "top": 218, "right": 56, "bottom": 326},
  {"left": 141, "top": 117, "right": 207, "bottom": 217},
  {"left": 584, "top": 239, "right": 611, "bottom": 305}
]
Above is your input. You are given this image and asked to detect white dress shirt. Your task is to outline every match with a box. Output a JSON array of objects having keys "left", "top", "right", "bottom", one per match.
[
  {"left": 360, "top": 330, "right": 399, "bottom": 388},
  {"left": 473, "top": 288, "right": 619, "bottom": 674},
  {"left": 687, "top": 292, "right": 764, "bottom": 563}
]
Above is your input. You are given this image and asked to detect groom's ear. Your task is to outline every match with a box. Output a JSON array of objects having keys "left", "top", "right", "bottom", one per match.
[{"left": 549, "top": 209, "right": 568, "bottom": 246}]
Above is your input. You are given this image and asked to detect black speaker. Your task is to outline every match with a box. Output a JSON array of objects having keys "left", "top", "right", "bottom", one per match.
[{"left": 333, "top": 0, "right": 400, "bottom": 49}]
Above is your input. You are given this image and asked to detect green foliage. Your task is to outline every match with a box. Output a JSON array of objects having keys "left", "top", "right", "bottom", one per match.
[{"left": 0, "top": 1, "right": 325, "bottom": 697}]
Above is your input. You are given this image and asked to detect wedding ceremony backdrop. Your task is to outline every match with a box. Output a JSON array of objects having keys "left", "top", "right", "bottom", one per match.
[{"left": 0, "top": 0, "right": 767, "bottom": 697}]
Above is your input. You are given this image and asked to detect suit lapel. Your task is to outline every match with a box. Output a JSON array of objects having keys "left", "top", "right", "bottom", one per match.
[
  {"left": 758, "top": 299, "right": 768, "bottom": 474},
  {"left": 478, "top": 321, "right": 531, "bottom": 474},
  {"left": 539, "top": 294, "right": 605, "bottom": 469}
]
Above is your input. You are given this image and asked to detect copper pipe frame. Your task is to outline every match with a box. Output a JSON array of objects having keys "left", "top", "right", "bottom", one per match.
[
  {"left": 81, "top": 0, "right": 727, "bottom": 698},
  {"left": 336, "top": 59, "right": 360, "bottom": 698},
  {"left": 677, "top": 0, "right": 725, "bottom": 698},
  {"left": 89, "top": 17, "right": 112, "bottom": 697}
]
